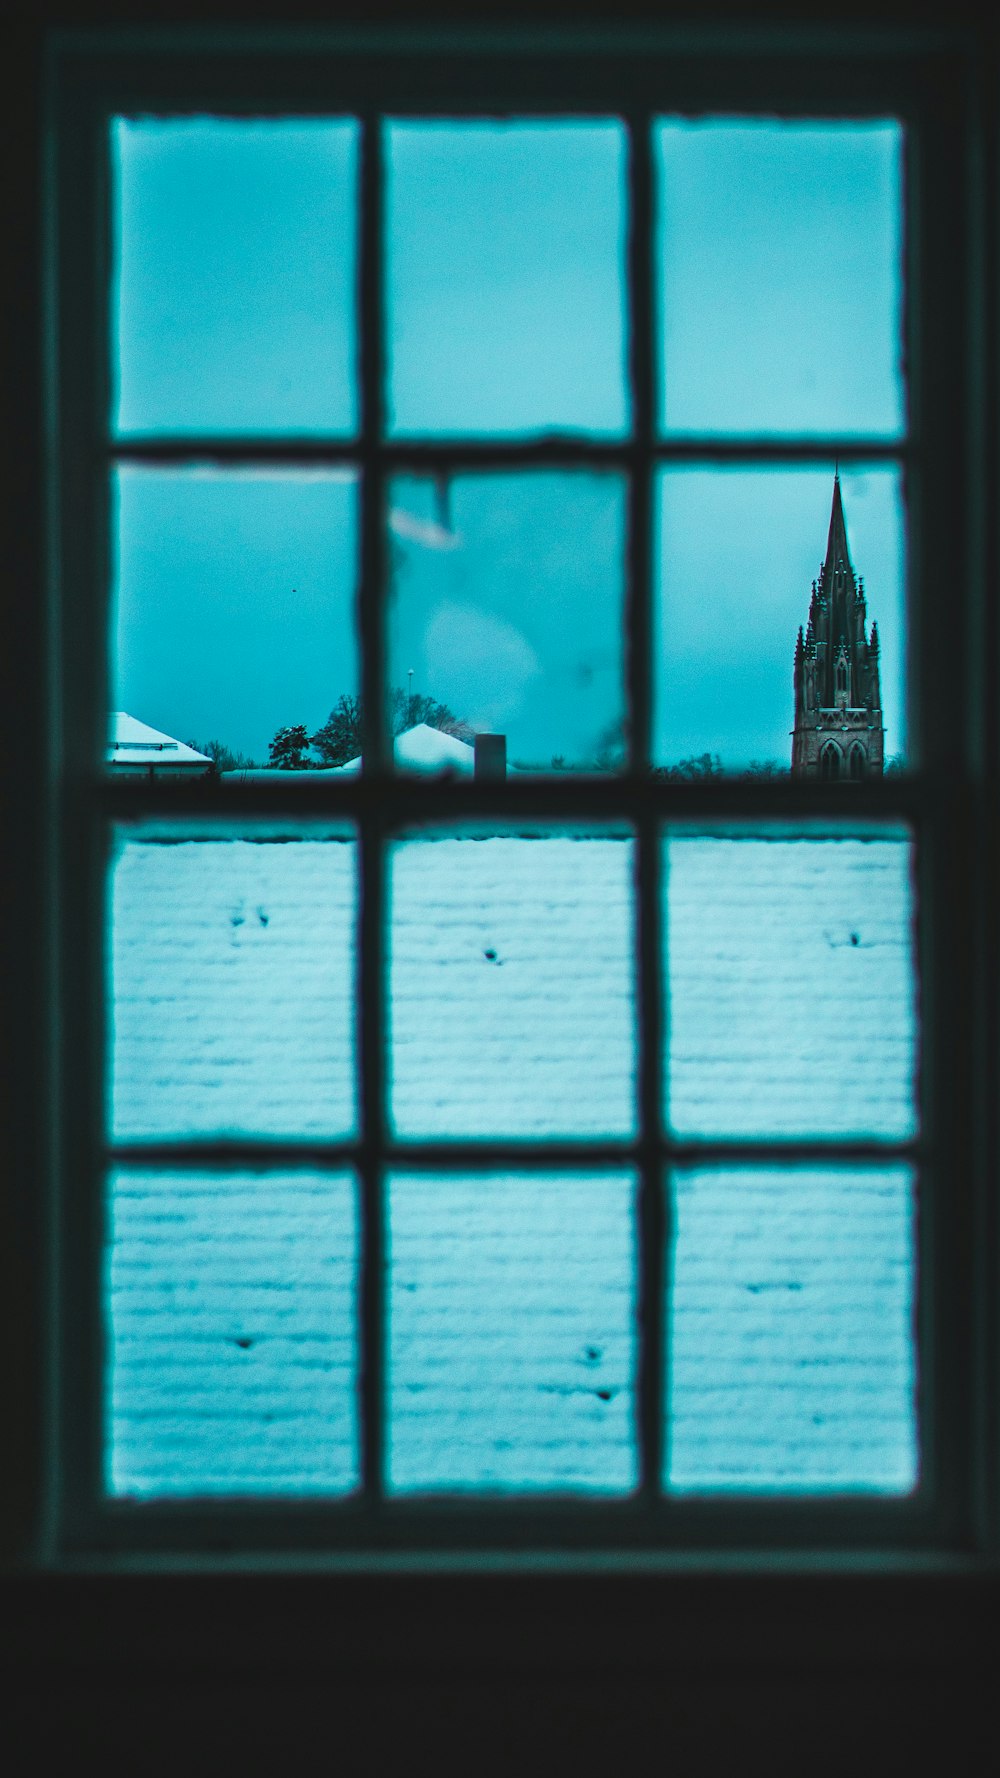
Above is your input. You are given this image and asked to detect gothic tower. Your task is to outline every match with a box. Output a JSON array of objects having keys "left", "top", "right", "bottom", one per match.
[{"left": 791, "top": 474, "right": 884, "bottom": 779}]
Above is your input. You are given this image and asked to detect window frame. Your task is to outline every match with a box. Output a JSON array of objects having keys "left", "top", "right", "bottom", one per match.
[{"left": 37, "top": 23, "right": 999, "bottom": 1568}]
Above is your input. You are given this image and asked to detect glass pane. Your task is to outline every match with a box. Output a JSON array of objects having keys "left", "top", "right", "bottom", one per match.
[
  {"left": 664, "top": 826, "right": 917, "bottom": 1140},
  {"left": 110, "top": 826, "right": 357, "bottom": 1140},
  {"left": 390, "top": 828, "right": 636, "bottom": 1139},
  {"left": 654, "top": 465, "right": 906, "bottom": 776},
  {"left": 387, "top": 472, "right": 627, "bottom": 774},
  {"left": 666, "top": 1166, "right": 917, "bottom": 1493},
  {"left": 387, "top": 121, "right": 628, "bottom": 437},
  {"left": 113, "top": 119, "right": 359, "bottom": 436},
  {"left": 111, "top": 467, "right": 358, "bottom": 774},
  {"left": 389, "top": 1173, "right": 637, "bottom": 1494},
  {"left": 656, "top": 120, "right": 904, "bottom": 437},
  {"left": 107, "top": 1169, "right": 358, "bottom": 1496}
]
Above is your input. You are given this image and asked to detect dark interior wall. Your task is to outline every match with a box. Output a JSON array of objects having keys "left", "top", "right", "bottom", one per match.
[
  {"left": 4, "top": 1571, "right": 999, "bottom": 1773},
  {"left": 5, "top": 1672, "right": 995, "bottom": 1774},
  {"left": 3, "top": 3, "right": 999, "bottom": 1772}
]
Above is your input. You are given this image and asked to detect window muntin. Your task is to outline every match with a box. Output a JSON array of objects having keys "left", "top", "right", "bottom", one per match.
[{"left": 50, "top": 38, "right": 955, "bottom": 1551}]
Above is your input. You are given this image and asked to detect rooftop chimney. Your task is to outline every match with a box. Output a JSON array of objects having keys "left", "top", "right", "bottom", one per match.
[{"left": 474, "top": 733, "right": 506, "bottom": 780}]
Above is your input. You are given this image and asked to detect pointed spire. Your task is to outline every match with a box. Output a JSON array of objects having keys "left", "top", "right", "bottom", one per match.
[{"left": 823, "top": 470, "right": 853, "bottom": 581}]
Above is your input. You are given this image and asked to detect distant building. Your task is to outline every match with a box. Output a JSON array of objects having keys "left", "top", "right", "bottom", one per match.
[
  {"left": 225, "top": 724, "right": 507, "bottom": 782},
  {"left": 109, "top": 712, "right": 212, "bottom": 777},
  {"left": 336, "top": 722, "right": 478, "bottom": 776},
  {"left": 791, "top": 476, "right": 885, "bottom": 779}
]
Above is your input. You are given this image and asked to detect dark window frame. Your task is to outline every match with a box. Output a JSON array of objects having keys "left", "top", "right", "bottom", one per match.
[{"left": 37, "top": 24, "right": 998, "bottom": 1568}]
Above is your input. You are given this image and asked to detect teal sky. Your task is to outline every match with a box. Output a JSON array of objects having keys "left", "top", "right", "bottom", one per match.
[{"left": 112, "top": 116, "right": 904, "bottom": 767}]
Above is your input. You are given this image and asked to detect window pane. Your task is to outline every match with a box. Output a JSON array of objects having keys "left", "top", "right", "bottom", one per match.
[
  {"left": 110, "top": 826, "right": 357, "bottom": 1140},
  {"left": 664, "top": 826, "right": 917, "bottom": 1140},
  {"left": 390, "top": 829, "right": 636, "bottom": 1139},
  {"left": 111, "top": 467, "right": 358, "bottom": 775},
  {"left": 389, "top": 1173, "right": 637, "bottom": 1494},
  {"left": 107, "top": 1169, "right": 358, "bottom": 1496},
  {"left": 666, "top": 1166, "right": 917, "bottom": 1493},
  {"left": 656, "top": 120, "right": 904, "bottom": 437},
  {"left": 387, "top": 472, "right": 627, "bottom": 774},
  {"left": 386, "top": 121, "right": 628, "bottom": 437},
  {"left": 654, "top": 465, "right": 906, "bottom": 777},
  {"left": 113, "top": 119, "right": 359, "bottom": 436}
]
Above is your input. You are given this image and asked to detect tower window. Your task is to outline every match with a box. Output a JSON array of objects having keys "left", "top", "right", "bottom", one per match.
[
  {"left": 850, "top": 744, "right": 866, "bottom": 780},
  {"left": 821, "top": 742, "right": 842, "bottom": 780}
]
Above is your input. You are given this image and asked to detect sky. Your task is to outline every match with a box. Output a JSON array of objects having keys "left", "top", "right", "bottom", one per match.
[{"left": 112, "top": 116, "right": 904, "bottom": 768}]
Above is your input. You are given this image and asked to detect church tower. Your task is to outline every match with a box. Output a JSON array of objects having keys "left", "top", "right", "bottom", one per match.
[{"left": 791, "top": 474, "right": 884, "bottom": 779}]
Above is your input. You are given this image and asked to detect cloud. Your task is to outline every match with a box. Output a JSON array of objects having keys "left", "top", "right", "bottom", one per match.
[{"left": 423, "top": 601, "right": 542, "bottom": 728}]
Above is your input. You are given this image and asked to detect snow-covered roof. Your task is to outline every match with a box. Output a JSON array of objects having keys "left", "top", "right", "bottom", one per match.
[
  {"left": 218, "top": 724, "right": 477, "bottom": 781},
  {"left": 109, "top": 712, "right": 211, "bottom": 769},
  {"left": 108, "top": 832, "right": 917, "bottom": 1498},
  {"left": 335, "top": 722, "right": 476, "bottom": 775}
]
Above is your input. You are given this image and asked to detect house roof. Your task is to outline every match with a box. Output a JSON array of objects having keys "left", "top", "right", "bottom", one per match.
[
  {"left": 109, "top": 712, "right": 211, "bottom": 769},
  {"left": 336, "top": 722, "right": 476, "bottom": 774}
]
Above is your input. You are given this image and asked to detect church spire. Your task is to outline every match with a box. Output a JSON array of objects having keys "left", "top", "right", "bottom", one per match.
[
  {"left": 790, "top": 472, "right": 885, "bottom": 780},
  {"left": 823, "top": 468, "right": 853, "bottom": 581}
]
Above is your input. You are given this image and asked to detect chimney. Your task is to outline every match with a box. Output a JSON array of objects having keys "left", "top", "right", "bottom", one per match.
[{"left": 474, "top": 733, "right": 506, "bottom": 780}]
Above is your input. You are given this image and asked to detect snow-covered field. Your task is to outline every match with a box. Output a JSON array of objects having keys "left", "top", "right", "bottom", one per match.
[{"left": 108, "top": 833, "right": 917, "bottom": 1498}]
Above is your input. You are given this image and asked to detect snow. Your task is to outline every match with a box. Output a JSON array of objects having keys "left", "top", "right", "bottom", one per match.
[
  {"left": 108, "top": 1170, "right": 358, "bottom": 1495},
  {"left": 336, "top": 722, "right": 476, "bottom": 775},
  {"left": 111, "top": 837, "right": 357, "bottom": 1139},
  {"left": 668, "top": 1166, "right": 915, "bottom": 1492},
  {"left": 107, "top": 830, "right": 918, "bottom": 1498},
  {"left": 109, "top": 711, "right": 211, "bottom": 769},
  {"left": 389, "top": 837, "right": 635, "bottom": 1138},
  {"left": 390, "top": 1173, "right": 636, "bottom": 1493},
  {"left": 667, "top": 834, "right": 916, "bottom": 1138},
  {"left": 217, "top": 726, "right": 484, "bottom": 778}
]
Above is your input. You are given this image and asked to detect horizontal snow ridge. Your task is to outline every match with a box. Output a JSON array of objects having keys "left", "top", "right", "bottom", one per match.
[
  {"left": 667, "top": 1167, "right": 916, "bottom": 1492},
  {"left": 389, "top": 1174, "right": 637, "bottom": 1493},
  {"left": 110, "top": 839, "right": 357, "bottom": 1139},
  {"left": 666, "top": 835, "right": 916, "bottom": 1138},
  {"left": 390, "top": 837, "right": 636, "bottom": 1138},
  {"left": 108, "top": 1170, "right": 359, "bottom": 1495}
]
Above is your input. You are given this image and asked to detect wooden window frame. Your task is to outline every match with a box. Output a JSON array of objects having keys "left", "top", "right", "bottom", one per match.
[{"left": 27, "top": 22, "right": 999, "bottom": 1572}]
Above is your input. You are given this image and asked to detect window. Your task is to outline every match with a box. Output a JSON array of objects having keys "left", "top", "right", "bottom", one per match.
[{"left": 41, "top": 28, "right": 990, "bottom": 1566}]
